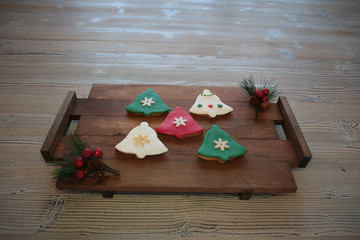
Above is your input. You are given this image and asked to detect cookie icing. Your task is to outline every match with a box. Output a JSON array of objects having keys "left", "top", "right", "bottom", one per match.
[
  {"left": 115, "top": 122, "right": 168, "bottom": 159},
  {"left": 189, "top": 89, "right": 233, "bottom": 118},
  {"left": 126, "top": 88, "right": 170, "bottom": 116},
  {"left": 156, "top": 106, "right": 204, "bottom": 139},
  {"left": 172, "top": 116, "right": 187, "bottom": 127},
  {"left": 197, "top": 125, "right": 247, "bottom": 162},
  {"left": 141, "top": 97, "right": 155, "bottom": 107},
  {"left": 214, "top": 138, "right": 229, "bottom": 151}
]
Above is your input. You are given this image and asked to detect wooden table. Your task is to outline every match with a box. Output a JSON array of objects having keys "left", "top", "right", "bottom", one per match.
[{"left": 0, "top": 0, "right": 359, "bottom": 239}]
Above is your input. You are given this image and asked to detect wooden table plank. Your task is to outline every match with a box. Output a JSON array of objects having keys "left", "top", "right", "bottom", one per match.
[{"left": 1, "top": 0, "right": 359, "bottom": 238}]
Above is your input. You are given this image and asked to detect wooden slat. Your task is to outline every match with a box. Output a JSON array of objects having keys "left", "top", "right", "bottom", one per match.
[
  {"left": 87, "top": 84, "right": 283, "bottom": 121},
  {"left": 54, "top": 135, "right": 297, "bottom": 194},
  {"left": 71, "top": 99, "right": 283, "bottom": 121},
  {"left": 88, "top": 84, "right": 250, "bottom": 102},
  {"left": 54, "top": 136, "right": 299, "bottom": 165},
  {"left": 52, "top": 132, "right": 299, "bottom": 194},
  {"left": 56, "top": 158, "right": 297, "bottom": 194},
  {"left": 75, "top": 116, "right": 280, "bottom": 140},
  {"left": 40, "top": 91, "right": 77, "bottom": 162},
  {"left": 278, "top": 96, "right": 312, "bottom": 167}
]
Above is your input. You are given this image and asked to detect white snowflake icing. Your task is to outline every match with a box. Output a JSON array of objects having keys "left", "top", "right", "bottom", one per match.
[
  {"left": 214, "top": 138, "right": 229, "bottom": 152},
  {"left": 141, "top": 97, "right": 155, "bottom": 107},
  {"left": 172, "top": 117, "right": 187, "bottom": 127}
]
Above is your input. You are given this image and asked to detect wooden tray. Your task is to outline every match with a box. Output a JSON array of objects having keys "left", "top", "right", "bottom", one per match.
[{"left": 41, "top": 84, "right": 312, "bottom": 200}]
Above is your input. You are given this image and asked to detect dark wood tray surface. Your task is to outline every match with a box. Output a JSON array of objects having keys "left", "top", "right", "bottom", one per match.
[{"left": 41, "top": 84, "right": 312, "bottom": 198}]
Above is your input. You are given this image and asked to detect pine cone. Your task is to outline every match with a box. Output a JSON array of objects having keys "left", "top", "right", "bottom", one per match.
[
  {"left": 86, "top": 158, "right": 104, "bottom": 171},
  {"left": 92, "top": 171, "right": 106, "bottom": 184},
  {"left": 260, "top": 101, "right": 270, "bottom": 111},
  {"left": 249, "top": 95, "right": 260, "bottom": 106}
]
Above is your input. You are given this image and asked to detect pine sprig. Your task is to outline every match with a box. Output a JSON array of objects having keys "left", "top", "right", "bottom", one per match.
[
  {"left": 53, "top": 134, "right": 121, "bottom": 182},
  {"left": 240, "top": 75, "right": 257, "bottom": 97},
  {"left": 260, "top": 76, "right": 281, "bottom": 102},
  {"left": 240, "top": 75, "right": 281, "bottom": 103},
  {"left": 240, "top": 75, "right": 282, "bottom": 119}
]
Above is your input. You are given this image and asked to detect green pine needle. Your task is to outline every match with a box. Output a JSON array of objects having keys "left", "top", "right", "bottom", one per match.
[
  {"left": 52, "top": 166, "right": 76, "bottom": 180},
  {"left": 240, "top": 75, "right": 256, "bottom": 96},
  {"left": 64, "top": 134, "right": 89, "bottom": 155},
  {"left": 53, "top": 134, "right": 88, "bottom": 181},
  {"left": 260, "top": 76, "right": 282, "bottom": 102},
  {"left": 52, "top": 134, "right": 120, "bottom": 181}
]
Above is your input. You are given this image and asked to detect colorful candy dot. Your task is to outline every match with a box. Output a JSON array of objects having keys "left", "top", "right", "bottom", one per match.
[
  {"left": 217, "top": 104, "right": 223, "bottom": 108},
  {"left": 208, "top": 104, "right": 213, "bottom": 108},
  {"left": 197, "top": 104, "right": 203, "bottom": 108}
]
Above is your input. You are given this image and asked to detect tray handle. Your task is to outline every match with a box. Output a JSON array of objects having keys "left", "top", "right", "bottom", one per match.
[
  {"left": 41, "top": 91, "right": 78, "bottom": 162},
  {"left": 278, "top": 96, "right": 312, "bottom": 168}
]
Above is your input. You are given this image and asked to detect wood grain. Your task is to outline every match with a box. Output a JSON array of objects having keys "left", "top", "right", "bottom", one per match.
[
  {"left": 0, "top": 0, "right": 359, "bottom": 238},
  {"left": 278, "top": 96, "right": 312, "bottom": 167},
  {"left": 40, "top": 91, "right": 78, "bottom": 162},
  {"left": 48, "top": 85, "right": 300, "bottom": 195}
]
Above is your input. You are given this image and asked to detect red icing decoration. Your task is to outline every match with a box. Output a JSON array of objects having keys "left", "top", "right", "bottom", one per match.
[
  {"left": 156, "top": 106, "right": 204, "bottom": 139},
  {"left": 208, "top": 104, "right": 213, "bottom": 108}
]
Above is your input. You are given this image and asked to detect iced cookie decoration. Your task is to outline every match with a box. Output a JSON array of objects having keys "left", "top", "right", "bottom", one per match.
[
  {"left": 115, "top": 122, "right": 168, "bottom": 159},
  {"left": 189, "top": 89, "right": 233, "bottom": 118},
  {"left": 156, "top": 106, "right": 204, "bottom": 139},
  {"left": 197, "top": 125, "right": 247, "bottom": 163},
  {"left": 126, "top": 88, "right": 170, "bottom": 116}
]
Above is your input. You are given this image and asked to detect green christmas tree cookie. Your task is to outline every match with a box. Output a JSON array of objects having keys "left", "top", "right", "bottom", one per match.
[
  {"left": 126, "top": 88, "right": 170, "bottom": 116},
  {"left": 197, "top": 125, "right": 247, "bottom": 163}
]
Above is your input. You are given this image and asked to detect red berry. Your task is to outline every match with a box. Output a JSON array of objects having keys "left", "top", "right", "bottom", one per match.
[
  {"left": 93, "top": 148, "right": 103, "bottom": 158},
  {"left": 262, "top": 96, "right": 268, "bottom": 102},
  {"left": 255, "top": 89, "right": 265, "bottom": 98},
  {"left": 208, "top": 104, "right": 213, "bottom": 108},
  {"left": 81, "top": 148, "right": 92, "bottom": 159},
  {"left": 262, "top": 88, "right": 270, "bottom": 96},
  {"left": 74, "top": 157, "right": 84, "bottom": 168},
  {"left": 75, "top": 169, "right": 86, "bottom": 180}
]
